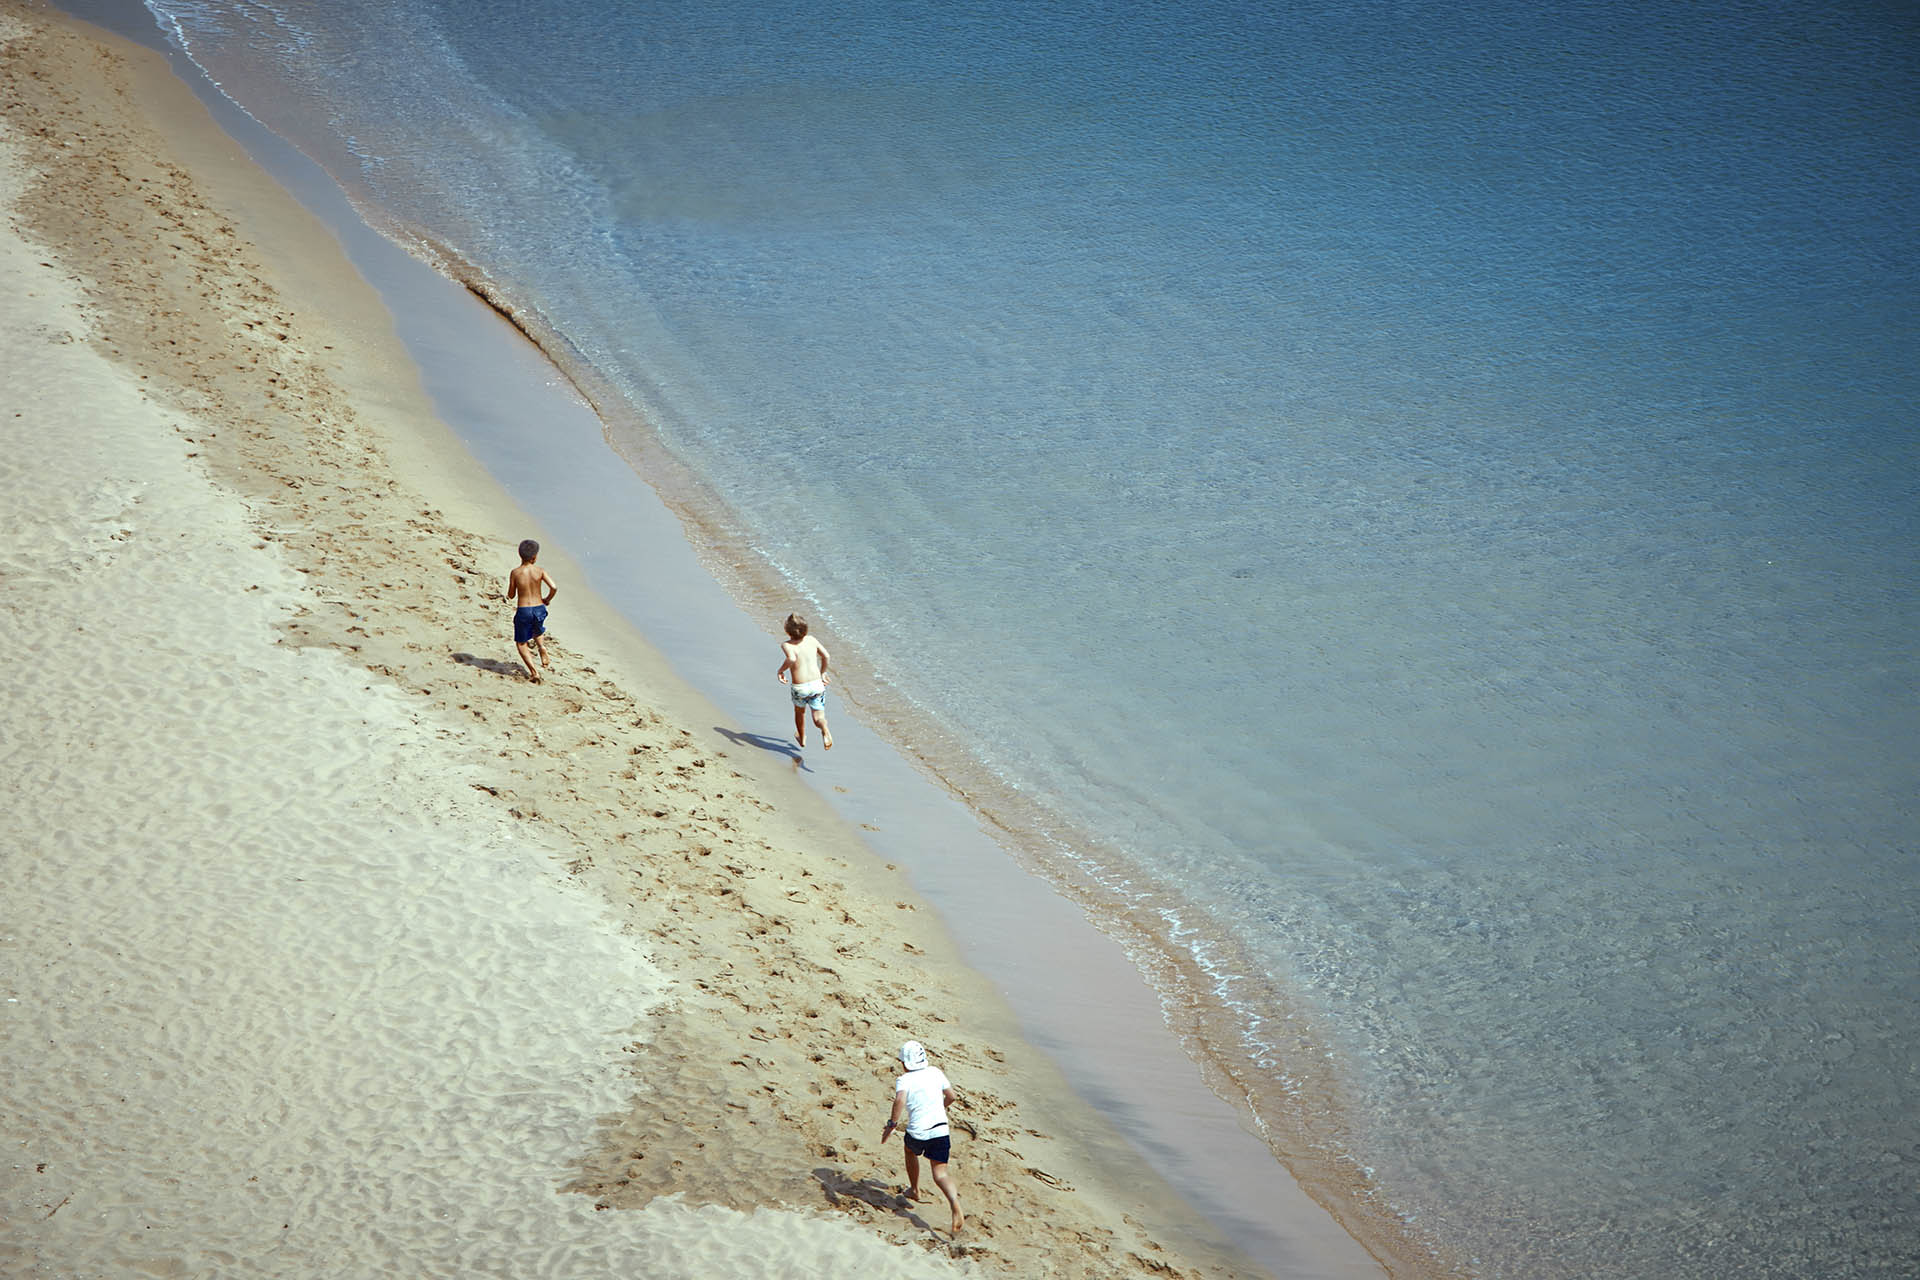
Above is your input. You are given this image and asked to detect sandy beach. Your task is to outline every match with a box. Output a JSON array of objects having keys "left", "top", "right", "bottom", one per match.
[{"left": 0, "top": 5, "right": 1401, "bottom": 1276}]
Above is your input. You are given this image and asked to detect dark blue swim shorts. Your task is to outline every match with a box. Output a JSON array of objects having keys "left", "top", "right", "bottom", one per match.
[
  {"left": 904, "top": 1132, "right": 952, "bottom": 1164},
  {"left": 514, "top": 604, "right": 548, "bottom": 644}
]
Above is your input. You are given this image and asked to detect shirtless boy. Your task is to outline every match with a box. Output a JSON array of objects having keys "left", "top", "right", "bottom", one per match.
[
  {"left": 775, "top": 612, "right": 833, "bottom": 750},
  {"left": 504, "top": 539, "right": 558, "bottom": 682}
]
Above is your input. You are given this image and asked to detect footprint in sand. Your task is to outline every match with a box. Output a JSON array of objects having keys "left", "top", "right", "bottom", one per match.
[{"left": 1025, "top": 1167, "right": 1072, "bottom": 1191}]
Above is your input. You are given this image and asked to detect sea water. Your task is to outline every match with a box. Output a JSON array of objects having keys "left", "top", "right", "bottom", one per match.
[{"left": 119, "top": 0, "right": 1918, "bottom": 1274}]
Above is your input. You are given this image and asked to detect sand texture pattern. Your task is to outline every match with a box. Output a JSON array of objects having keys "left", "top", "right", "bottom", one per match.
[{"left": 0, "top": 6, "right": 1285, "bottom": 1277}]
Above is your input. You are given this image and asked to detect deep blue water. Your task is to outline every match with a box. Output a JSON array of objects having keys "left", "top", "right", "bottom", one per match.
[{"left": 135, "top": 0, "right": 1919, "bottom": 1274}]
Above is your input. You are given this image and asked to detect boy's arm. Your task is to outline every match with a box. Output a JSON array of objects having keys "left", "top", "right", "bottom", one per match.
[
  {"left": 817, "top": 642, "right": 831, "bottom": 683},
  {"left": 540, "top": 568, "right": 558, "bottom": 604},
  {"left": 881, "top": 1088, "right": 906, "bottom": 1141},
  {"left": 775, "top": 643, "right": 794, "bottom": 683},
  {"left": 504, "top": 570, "right": 516, "bottom": 604}
]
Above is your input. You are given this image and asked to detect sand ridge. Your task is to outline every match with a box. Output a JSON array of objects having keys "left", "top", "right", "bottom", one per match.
[{"left": 0, "top": 5, "right": 1285, "bottom": 1276}]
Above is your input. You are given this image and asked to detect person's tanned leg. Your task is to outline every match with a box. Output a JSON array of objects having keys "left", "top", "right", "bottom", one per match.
[
  {"left": 793, "top": 703, "right": 807, "bottom": 746},
  {"left": 931, "top": 1160, "right": 963, "bottom": 1235},
  {"left": 516, "top": 640, "right": 539, "bottom": 682},
  {"left": 814, "top": 706, "right": 833, "bottom": 749},
  {"left": 902, "top": 1145, "right": 922, "bottom": 1202}
]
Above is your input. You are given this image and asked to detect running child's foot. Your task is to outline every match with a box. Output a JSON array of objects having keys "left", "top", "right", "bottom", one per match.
[{"left": 822, "top": 729, "right": 833, "bottom": 750}]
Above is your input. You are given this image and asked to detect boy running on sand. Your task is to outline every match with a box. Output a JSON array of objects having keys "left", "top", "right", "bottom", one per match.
[
  {"left": 881, "top": 1040, "right": 964, "bottom": 1236},
  {"left": 504, "top": 539, "right": 558, "bottom": 682},
  {"left": 775, "top": 612, "right": 833, "bottom": 749}
]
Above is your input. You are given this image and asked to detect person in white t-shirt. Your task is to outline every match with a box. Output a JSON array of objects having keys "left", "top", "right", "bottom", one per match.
[{"left": 880, "top": 1039, "right": 964, "bottom": 1235}]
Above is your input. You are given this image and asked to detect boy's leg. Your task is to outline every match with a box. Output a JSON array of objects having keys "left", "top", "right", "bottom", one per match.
[
  {"left": 793, "top": 703, "right": 807, "bottom": 746},
  {"left": 515, "top": 640, "right": 540, "bottom": 682},
  {"left": 534, "top": 632, "right": 551, "bottom": 670},
  {"left": 813, "top": 707, "right": 833, "bottom": 749},
  {"left": 930, "top": 1160, "right": 963, "bottom": 1234},
  {"left": 901, "top": 1146, "right": 923, "bottom": 1201}
]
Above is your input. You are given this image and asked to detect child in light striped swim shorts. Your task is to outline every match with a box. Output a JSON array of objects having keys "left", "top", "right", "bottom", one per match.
[{"left": 775, "top": 612, "right": 833, "bottom": 750}]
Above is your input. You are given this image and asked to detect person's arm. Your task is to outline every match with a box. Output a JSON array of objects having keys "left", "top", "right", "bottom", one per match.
[
  {"left": 776, "top": 643, "right": 794, "bottom": 683},
  {"left": 540, "top": 568, "right": 559, "bottom": 605},
  {"left": 881, "top": 1089, "right": 906, "bottom": 1141},
  {"left": 504, "top": 572, "right": 516, "bottom": 604},
  {"left": 817, "top": 642, "right": 831, "bottom": 684}
]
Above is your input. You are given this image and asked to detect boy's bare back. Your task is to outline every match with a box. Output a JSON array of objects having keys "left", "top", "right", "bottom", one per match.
[
  {"left": 506, "top": 560, "right": 555, "bottom": 606},
  {"left": 779, "top": 635, "right": 829, "bottom": 685}
]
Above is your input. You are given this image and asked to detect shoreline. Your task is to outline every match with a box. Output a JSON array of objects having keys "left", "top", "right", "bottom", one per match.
[
  {"left": 322, "top": 107, "right": 1458, "bottom": 1280},
  {"left": 144, "top": 37, "right": 1454, "bottom": 1278},
  {"left": 34, "top": 1, "right": 1460, "bottom": 1275},
  {"left": 0, "top": 3, "right": 1402, "bottom": 1278}
]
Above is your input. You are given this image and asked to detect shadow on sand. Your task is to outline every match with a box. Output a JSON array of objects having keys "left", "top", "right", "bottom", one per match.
[
  {"left": 452, "top": 651, "right": 525, "bottom": 678},
  {"left": 714, "top": 725, "right": 809, "bottom": 770},
  {"left": 812, "top": 1166, "right": 936, "bottom": 1231}
]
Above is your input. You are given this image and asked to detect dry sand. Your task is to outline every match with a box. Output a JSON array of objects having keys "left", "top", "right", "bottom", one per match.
[{"left": 0, "top": 5, "right": 1388, "bottom": 1276}]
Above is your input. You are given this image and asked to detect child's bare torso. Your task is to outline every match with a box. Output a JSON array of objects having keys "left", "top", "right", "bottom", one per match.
[
  {"left": 782, "top": 636, "right": 827, "bottom": 684},
  {"left": 508, "top": 562, "right": 552, "bottom": 605}
]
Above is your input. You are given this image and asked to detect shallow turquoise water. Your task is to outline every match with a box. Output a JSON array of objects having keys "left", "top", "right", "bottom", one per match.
[{"left": 133, "top": 0, "right": 1920, "bottom": 1273}]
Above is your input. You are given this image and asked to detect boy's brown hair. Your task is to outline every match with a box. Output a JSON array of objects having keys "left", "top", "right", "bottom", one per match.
[
  {"left": 518, "top": 539, "right": 540, "bottom": 562},
  {"left": 784, "top": 613, "right": 809, "bottom": 640}
]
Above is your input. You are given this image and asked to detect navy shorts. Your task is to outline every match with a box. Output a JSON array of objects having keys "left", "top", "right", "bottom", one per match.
[
  {"left": 514, "top": 604, "right": 548, "bottom": 644},
  {"left": 905, "top": 1132, "right": 951, "bottom": 1164}
]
